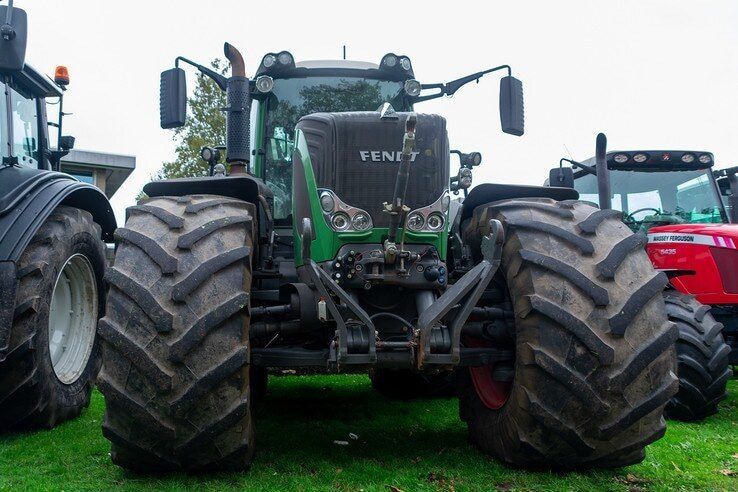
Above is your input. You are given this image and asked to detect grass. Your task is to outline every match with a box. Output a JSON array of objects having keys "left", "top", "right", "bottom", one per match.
[{"left": 1, "top": 376, "right": 737, "bottom": 491}]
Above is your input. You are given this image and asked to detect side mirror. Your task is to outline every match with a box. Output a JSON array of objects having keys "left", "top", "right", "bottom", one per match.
[
  {"left": 549, "top": 167, "right": 574, "bottom": 188},
  {"left": 160, "top": 67, "right": 187, "bottom": 129},
  {"left": 60, "top": 135, "right": 75, "bottom": 151},
  {"left": 0, "top": 5, "right": 27, "bottom": 71},
  {"left": 499, "top": 76, "right": 524, "bottom": 136}
]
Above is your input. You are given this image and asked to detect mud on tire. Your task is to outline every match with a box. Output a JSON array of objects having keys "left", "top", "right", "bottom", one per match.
[
  {"left": 0, "top": 206, "right": 105, "bottom": 430},
  {"left": 99, "top": 195, "right": 256, "bottom": 472},
  {"left": 459, "top": 198, "right": 678, "bottom": 469},
  {"left": 663, "top": 291, "right": 731, "bottom": 421}
]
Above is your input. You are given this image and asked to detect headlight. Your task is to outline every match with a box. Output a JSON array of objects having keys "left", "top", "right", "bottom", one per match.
[
  {"left": 255, "top": 75, "right": 274, "bottom": 93},
  {"left": 277, "top": 52, "right": 293, "bottom": 65},
  {"left": 381, "top": 54, "right": 397, "bottom": 67},
  {"left": 351, "top": 212, "right": 372, "bottom": 231},
  {"left": 320, "top": 191, "right": 335, "bottom": 212},
  {"left": 459, "top": 167, "right": 473, "bottom": 188},
  {"left": 699, "top": 154, "right": 712, "bottom": 164},
  {"left": 613, "top": 153, "right": 629, "bottom": 164},
  {"left": 406, "top": 212, "right": 425, "bottom": 231},
  {"left": 633, "top": 153, "right": 648, "bottom": 163},
  {"left": 331, "top": 213, "right": 350, "bottom": 231},
  {"left": 399, "top": 57, "right": 411, "bottom": 71},
  {"left": 427, "top": 213, "right": 445, "bottom": 231},
  {"left": 262, "top": 54, "right": 276, "bottom": 68},
  {"left": 681, "top": 153, "right": 695, "bottom": 163},
  {"left": 404, "top": 79, "right": 421, "bottom": 97}
]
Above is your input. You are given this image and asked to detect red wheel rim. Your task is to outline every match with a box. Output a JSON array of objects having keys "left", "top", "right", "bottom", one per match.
[{"left": 467, "top": 339, "right": 512, "bottom": 410}]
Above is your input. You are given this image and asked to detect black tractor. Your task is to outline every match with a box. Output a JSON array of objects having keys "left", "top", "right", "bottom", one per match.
[{"left": 0, "top": 1, "right": 115, "bottom": 430}]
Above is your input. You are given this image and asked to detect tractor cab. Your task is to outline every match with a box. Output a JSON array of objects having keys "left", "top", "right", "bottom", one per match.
[
  {"left": 248, "top": 54, "right": 418, "bottom": 222},
  {"left": 564, "top": 150, "right": 727, "bottom": 232}
]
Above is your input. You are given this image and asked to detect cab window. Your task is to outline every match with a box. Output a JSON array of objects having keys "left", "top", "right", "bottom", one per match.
[{"left": 10, "top": 85, "right": 39, "bottom": 168}]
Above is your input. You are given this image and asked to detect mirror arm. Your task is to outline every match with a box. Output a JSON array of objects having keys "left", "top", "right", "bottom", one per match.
[
  {"left": 413, "top": 65, "right": 512, "bottom": 103},
  {"left": 561, "top": 157, "right": 597, "bottom": 176},
  {"left": 175, "top": 56, "right": 228, "bottom": 91}
]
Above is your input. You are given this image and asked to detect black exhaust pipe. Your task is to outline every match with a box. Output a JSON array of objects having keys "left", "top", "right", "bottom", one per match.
[
  {"left": 595, "top": 132, "right": 611, "bottom": 210},
  {"left": 223, "top": 42, "right": 251, "bottom": 174}
]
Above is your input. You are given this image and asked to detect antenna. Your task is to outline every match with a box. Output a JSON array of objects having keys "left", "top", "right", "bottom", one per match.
[
  {"left": 342, "top": 45, "right": 346, "bottom": 60},
  {"left": 4, "top": 0, "right": 14, "bottom": 26}
]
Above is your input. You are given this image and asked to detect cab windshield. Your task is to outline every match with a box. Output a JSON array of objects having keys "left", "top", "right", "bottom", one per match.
[
  {"left": 262, "top": 76, "right": 407, "bottom": 220},
  {"left": 574, "top": 168, "right": 726, "bottom": 231}
]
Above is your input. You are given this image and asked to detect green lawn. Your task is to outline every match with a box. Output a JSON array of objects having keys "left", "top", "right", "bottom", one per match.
[{"left": 1, "top": 376, "right": 737, "bottom": 491}]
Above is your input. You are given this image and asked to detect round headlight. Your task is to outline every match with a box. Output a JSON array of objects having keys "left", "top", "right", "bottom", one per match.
[
  {"left": 406, "top": 212, "right": 424, "bottom": 231},
  {"left": 427, "top": 213, "right": 445, "bottom": 231},
  {"left": 404, "top": 79, "right": 421, "bottom": 97},
  {"left": 699, "top": 154, "right": 712, "bottom": 164},
  {"left": 459, "top": 167, "right": 473, "bottom": 188},
  {"left": 681, "top": 153, "right": 695, "bottom": 163},
  {"left": 255, "top": 75, "right": 274, "bottom": 93},
  {"left": 351, "top": 212, "right": 372, "bottom": 231},
  {"left": 633, "top": 153, "right": 648, "bottom": 163},
  {"left": 277, "top": 52, "right": 293, "bottom": 65},
  {"left": 399, "top": 57, "right": 411, "bottom": 71},
  {"left": 331, "top": 212, "right": 350, "bottom": 231},
  {"left": 382, "top": 54, "right": 397, "bottom": 67},
  {"left": 613, "top": 153, "right": 629, "bottom": 164},
  {"left": 262, "top": 54, "right": 276, "bottom": 68},
  {"left": 320, "top": 191, "right": 335, "bottom": 212}
]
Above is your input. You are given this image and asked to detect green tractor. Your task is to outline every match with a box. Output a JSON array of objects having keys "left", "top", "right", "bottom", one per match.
[{"left": 99, "top": 43, "right": 677, "bottom": 472}]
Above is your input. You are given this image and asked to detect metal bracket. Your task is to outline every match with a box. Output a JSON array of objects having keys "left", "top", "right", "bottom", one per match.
[{"left": 416, "top": 219, "right": 504, "bottom": 369}]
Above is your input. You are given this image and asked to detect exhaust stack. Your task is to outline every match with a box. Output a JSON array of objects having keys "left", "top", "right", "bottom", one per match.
[{"left": 223, "top": 42, "right": 251, "bottom": 174}]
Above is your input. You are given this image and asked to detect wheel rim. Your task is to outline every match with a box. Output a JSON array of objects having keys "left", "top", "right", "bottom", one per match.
[
  {"left": 467, "top": 338, "right": 513, "bottom": 410},
  {"left": 48, "top": 254, "right": 98, "bottom": 385}
]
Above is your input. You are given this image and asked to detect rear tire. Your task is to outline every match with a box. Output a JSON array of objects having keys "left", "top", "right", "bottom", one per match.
[
  {"left": 663, "top": 291, "right": 731, "bottom": 421},
  {"left": 459, "top": 198, "right": 677, "bottom": 469},
  {"left": 369, "top": 369, "right": 456, "bottom": 399},
  {"left": 0, "top": 206, "right": 104, "bottom": 430},
  {"left": 99, "top": 195, "right": 256, "bottom": 472}
]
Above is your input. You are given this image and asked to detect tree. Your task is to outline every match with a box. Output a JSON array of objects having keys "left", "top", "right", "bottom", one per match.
[{"left": 156, "top": 59, "right": 228, "bottom": 179}]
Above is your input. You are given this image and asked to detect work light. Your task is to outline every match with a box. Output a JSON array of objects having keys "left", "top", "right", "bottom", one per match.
[
  {"left": 399, "top": 57, "right": 411, "bottom": 71},
  {"left": 255, "top": 75, "right": 274, "bottom": 93},
  {"left": 404, "top": 79, "right": 421, "bottom": 97},
  {"left": 278, "top": 52, "right": 293, "bottom": 65},
  {"left": 681, "top": 153, "right": 695, "bottom": 163},
  {"left": 699, "top": 154, "right": 712, "bottom": 164},
  {"left": 613, "top": 153, "right": 629, "bottom": 164},
  {"left": 381, "top": 54, "right": 397, "bottom": 67},
  {"left": 633, "top": 153, "right": 648, "bottom": 163},
  {"left": 262, "top": 54, "right": 276, "bottom": 68}
]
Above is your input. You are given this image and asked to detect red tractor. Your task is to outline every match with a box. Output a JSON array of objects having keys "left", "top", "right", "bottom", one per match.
[{"left": 552, "top": 135, "right": 733, "bottom": 421}]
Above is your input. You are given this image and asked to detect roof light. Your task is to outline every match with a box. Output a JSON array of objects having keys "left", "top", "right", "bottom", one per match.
[
  {"left": 277, "top": 51, "right": 293, "bottom": 65},
  {"left": 381, "top": 54, "right": 397, "bottom": 67},
  {"left": 54, "top": 65, "right": 69, "bottom": 86},
  {"left": 262, "top": 54, "right": 276, "bottom": 68},
  {"left": 613, "top": 153, "right": 629, "bottom": 164},
  {"left": 399, "top": 57, "right": 411, "bottom": 71},
  {"left": 255, "top": 75, "right": 274, "bottom": 93},
  {"left": 681, "top": 153, "right": 695, "bottom": 163},
  {"left": 699, "top": 154, "right": 712, "bottom": 164},
  {"left": 633, "top": 153, "right": 648, "bottom": 163}
]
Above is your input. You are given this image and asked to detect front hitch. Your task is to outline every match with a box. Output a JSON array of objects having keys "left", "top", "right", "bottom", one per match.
[{"left": 416, "top": 219, "right": 505, "bottom": 369}]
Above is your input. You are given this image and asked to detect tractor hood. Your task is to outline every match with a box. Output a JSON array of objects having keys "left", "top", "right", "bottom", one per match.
[
  {"left": 296, "top": 111, "right": 449, "bottom": 228},
  {"left": 647, "top": 223, "right": 738, "bottom": 248}
]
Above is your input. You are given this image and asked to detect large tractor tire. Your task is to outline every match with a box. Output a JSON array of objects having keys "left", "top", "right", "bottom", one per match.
[
  {"left": 369, "top": 369, "right": 456, "bottom": 399},
  {"left": 663, "top": 291, "right": 731, "bottom": 421},
  {"left": 99, "top": 195, "right": 256, "bottom": 472},
  {"left": 459, "top": 198, "right": 677, "bottom": 469},
  {"left": 0, "top": 206, "right": 105, "bottom": 430}
]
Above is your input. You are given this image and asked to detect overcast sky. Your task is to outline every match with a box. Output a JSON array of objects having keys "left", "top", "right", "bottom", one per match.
[{"left": 20, "top": 0, "right": 738, "bottom": 222}]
